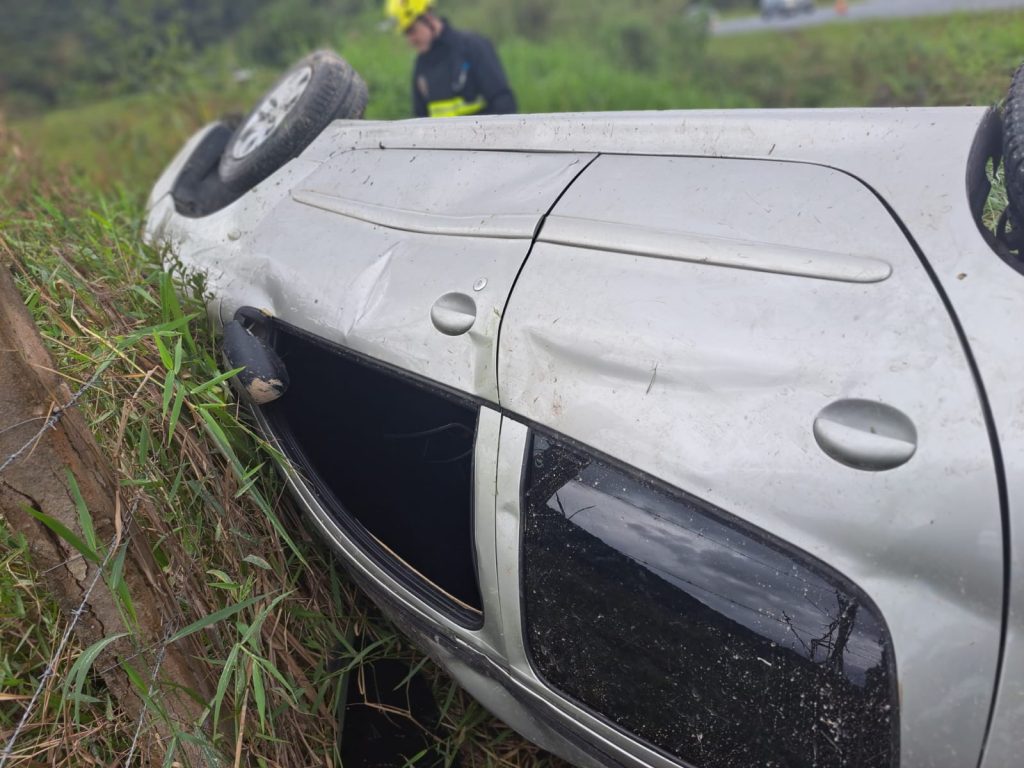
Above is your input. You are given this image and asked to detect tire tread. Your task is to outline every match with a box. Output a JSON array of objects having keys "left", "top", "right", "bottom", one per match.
[
  {"left": 1004, "top": 63, "right": 1024, "bottom": 219},
  {"left": 218, "top": 50, "right": 367, "bottom": 192}
]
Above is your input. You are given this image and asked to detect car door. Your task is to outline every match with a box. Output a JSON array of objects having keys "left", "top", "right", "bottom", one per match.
[
  {"left": 219, "top": 148, "right": 594, "bottom": 657},
  {"left": 494, "top": 155, "right": 1002, "bottom": 767}
]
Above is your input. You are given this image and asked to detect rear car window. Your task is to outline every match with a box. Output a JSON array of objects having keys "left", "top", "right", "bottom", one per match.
[{"left": 521, "top": 433, "right": 898, "bottom": 768}]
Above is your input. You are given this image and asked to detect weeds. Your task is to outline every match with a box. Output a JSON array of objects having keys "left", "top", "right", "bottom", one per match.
[
  {"left": 985, "top": 159, "right": 1010, "bottom": 235},
  {"left": 0, "top": 144, "right": 563, "bottom": 765}
]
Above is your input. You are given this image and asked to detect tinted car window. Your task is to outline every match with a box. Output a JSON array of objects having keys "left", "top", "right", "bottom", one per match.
[
  {"left": 522, "top": 434, "right": 897, "bottom": 768},
  {"left": 263, "top": 321, "right": 483, "bottom": 626}
]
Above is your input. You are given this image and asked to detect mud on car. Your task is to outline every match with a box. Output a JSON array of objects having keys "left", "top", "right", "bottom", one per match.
[{"left": 146, "top": 50, "right": 1024, "bottom": 768}]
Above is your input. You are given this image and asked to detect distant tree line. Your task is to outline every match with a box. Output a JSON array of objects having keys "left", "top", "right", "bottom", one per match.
[
  {"left": 0, "top": 0, "right": 756, "bottom": 113},
  {"left": 0, "top": 0, "right": 275, "bottom": 110}
]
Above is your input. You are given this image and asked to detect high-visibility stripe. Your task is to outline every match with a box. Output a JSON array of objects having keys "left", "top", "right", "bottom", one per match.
[{"left": 428, "top": 96, "right": 487, "bottom": 118}]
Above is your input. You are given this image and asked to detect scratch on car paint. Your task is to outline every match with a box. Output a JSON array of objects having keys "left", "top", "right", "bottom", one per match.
[{"left": 646, "top": 363, "right": 659, "bottom": 395}]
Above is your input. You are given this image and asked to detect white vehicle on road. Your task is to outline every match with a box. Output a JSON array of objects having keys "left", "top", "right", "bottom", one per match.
[{"left": 761, "top": 0, "right": 815, "bottom": 18}]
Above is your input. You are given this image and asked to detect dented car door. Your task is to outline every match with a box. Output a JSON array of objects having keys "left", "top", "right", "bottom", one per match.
[
  {"left": 216, "top": 148, "right": 595, "bottom": 654},
  {"left": 495, "top": 155, "right": 1002, "bottom": 767},
  {"left": 218, "top": 148, "right": 594, "bottom": 402}
]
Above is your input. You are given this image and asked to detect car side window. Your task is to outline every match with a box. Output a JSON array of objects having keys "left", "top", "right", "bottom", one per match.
[
  {"left": 263, "top": 320, "right": 483, "bottom": 626},
  {"left": 521, "top": 433, "right": 898, "bottom": 768}
]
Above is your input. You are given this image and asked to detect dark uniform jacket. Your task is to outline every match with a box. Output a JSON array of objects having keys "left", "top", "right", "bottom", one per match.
[{"left": 412, "top": 21, "right": 517, "bottom": 118}]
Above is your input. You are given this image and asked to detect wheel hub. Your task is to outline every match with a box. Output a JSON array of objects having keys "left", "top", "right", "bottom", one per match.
[{"left": 231, "top": 66, "right": 313, "bottom": 160}]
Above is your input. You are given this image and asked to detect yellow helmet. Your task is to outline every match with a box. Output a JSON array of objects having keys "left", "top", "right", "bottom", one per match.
[{"left": 384, "top": 0, "right": 434, "bottom": 33}]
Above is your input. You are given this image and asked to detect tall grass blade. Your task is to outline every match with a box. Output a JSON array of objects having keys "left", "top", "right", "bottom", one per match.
[
  {"left": 66, "top": 633, "right": 128, "bottom": 720},
  {"left": 24, "top": 507, "right": 100, "bottom": 563},
  {"left": 168, "top": 593, "right": 266, "bottom": 645}
]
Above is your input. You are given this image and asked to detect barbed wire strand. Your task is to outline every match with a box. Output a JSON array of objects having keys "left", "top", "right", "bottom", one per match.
[
  {"left": 0, "top": 527, "right": 122, "bottom": 768},
  {"left": 0, "top": 366, "right": 106, "bottom": 479},
  {"left": 39, "top": 552, "right": 86, "bottom": 576},
  {"left": 0, "top": 417, "right": 46, "bottom": 440},
  {"left": 124, "top": 619, "right": 176, "bottom": 768}
]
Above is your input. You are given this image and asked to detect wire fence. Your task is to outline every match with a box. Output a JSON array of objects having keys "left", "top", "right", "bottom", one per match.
[
  {"left": 124, "top": 619, "right": 177, "bottom": 768},
  {"left": 0, "top": 526, "right": 124, "bottom": 768},
  {"left": 0, "top": 365, "right": 166, "bottom": 767},
  {"left": 0, "top": 366, "right": 106, "bottom": 479}
]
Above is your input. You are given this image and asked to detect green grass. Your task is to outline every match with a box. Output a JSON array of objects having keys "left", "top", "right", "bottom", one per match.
[
  {"left": 1, "top": 7, "right": 1021, "bottom": 765},
  {"left": 706, "top": 10, "right": 1024, "bottom": 108},
  {"left": 985, "top": 161, "right": 1010, "bottom": 234},
  {"left": 0, "top": 156, "right": 564, "bottom": 765}
]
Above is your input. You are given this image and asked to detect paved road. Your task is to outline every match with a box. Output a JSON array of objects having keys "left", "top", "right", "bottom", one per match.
[{"left": 714, "top": 0, "right": 1024, "bottom": 36}]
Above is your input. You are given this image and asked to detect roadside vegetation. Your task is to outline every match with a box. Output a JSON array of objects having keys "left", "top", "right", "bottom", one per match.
[
  {"left": 0, "top": 137, "right": 558, "bottom": 766},
  {"left": 0, "top": 3, "right": 1020, "bottom": 766},
  {"left": 12, "top": 9, "right": 1024, "bottom": 193}
]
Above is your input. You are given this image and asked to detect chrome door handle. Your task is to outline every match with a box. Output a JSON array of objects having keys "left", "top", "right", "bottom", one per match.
[
  {"left": 813, "top": 399, "right": 917, "bottom": 472},
  {"left": 430, "top": 292, "right": 477, "bottom": 336}
]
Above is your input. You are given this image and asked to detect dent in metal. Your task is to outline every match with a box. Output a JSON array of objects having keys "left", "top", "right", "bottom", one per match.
[
  {"left": 158, "top": 148, "right": 595, "bottom": 404},
  {"left": 540, "top": 215, "right": 893, "bottom": 283},
  {"left": 494, "top": 418, "right": 530, "bottom": 669},
  {"left": 337, "top": 245, "right": 395, "bottom": 338},
  {"left": 472, "top": 408, "right": 506, "bottom": 657}
]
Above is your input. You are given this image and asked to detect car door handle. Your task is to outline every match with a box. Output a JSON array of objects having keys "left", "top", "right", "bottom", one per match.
[
  {"left": 813, "top": 399, "right": 917, "bottom": 472},
  {"left": 430, "top": 292, "right": 477, "bottom": 336}
]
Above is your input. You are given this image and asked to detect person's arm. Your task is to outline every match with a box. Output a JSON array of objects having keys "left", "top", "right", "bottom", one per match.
[
  {"left": 412, "top": 68, "right": 427, "bottom": 117},
  {"left": 468, "top": 36, "right": 517, "bottom": 115}
]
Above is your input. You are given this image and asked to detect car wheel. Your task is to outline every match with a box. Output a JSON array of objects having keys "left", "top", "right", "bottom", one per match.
[
  {"left": 218, "top": 49, "right": 368, "bottom": 193},
  {"left": 1005, "top": 62, "right": 1024, "bottom": 227}
]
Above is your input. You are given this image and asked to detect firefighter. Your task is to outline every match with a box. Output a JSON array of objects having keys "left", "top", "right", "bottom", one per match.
[{"left": 384, "top": 0, "right": 517, "bottom": 118}]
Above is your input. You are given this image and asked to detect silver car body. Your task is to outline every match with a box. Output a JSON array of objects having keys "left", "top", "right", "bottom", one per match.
[{"left": 146, "top": 108, "right": 1024, "bottom": 768}]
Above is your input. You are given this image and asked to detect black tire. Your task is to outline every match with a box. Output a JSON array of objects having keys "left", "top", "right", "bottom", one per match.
[
  {"left": 218, "top": 50, "right": 368, "bottom": 193},
  {"left": 172, "top": 119, "right": 240, "bottom": 217},
  {"left": 1005, "top": 62, "right": 1024, "bottom": 224}
]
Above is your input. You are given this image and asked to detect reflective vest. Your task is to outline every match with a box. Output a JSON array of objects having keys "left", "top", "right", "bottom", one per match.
[{"left": 427, "top": 96, "right": 487, "bottom": 118}]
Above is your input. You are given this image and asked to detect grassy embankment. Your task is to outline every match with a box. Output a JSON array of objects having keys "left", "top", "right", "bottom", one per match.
[
  {"left": 0, "top": 126, "right": 552, "bottom": 768},
  {"left": 1, "top": 9, "right": 1020, "bottom": 766}
]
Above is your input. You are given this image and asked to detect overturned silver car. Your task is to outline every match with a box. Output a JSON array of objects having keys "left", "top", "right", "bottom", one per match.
[{"left": 146, "top": 50, "right": 1024, "bottom": 768}]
